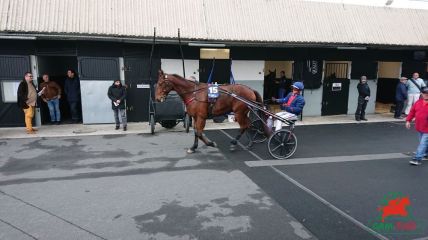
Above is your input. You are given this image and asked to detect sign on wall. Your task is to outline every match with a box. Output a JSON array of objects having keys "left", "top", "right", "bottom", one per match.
[{"left": 1, "top": 81, "right": 20, "bottom": 103}]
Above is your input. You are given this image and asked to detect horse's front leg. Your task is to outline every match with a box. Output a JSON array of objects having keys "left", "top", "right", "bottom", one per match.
[
  {"left": 187, "top": 132, "right": 199, "bottom": 154},
  {"left": 196, "top": 118, "right": 217, "bottom": 148}
]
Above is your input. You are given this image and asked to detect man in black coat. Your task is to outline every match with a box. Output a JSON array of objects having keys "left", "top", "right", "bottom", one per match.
[
  {"left": 64, "top": 69, "right": 81, "bottom": 123},
  {"left": 355, "top": 75, "right": 371, "bottom": 121},
  {"left": 107, "top": 80, "right": 127, "bottom": 131}
]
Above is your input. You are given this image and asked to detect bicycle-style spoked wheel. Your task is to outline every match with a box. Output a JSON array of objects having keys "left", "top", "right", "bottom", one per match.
[
  {"left": 267, "top": 129, "right": 297, "bottom": 159},
  {"left": 247, "top": 119, "right": 268, "bottom": 143}
]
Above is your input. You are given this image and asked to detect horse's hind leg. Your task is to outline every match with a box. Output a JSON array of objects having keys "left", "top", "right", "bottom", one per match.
[
  {"left": 230, "top": 111, "right": 250, "bottom": 151},
  {"left": 230, "top": 131, "right": 244, "bottom": 151}
]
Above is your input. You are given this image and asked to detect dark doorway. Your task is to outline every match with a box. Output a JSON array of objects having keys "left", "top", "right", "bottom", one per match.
[
  {"left": 37, "top": 56, "right": 78, "bottom": 124},
  {"left": 199, "top": 59, "right": 231, "bottom": 84},
  {"left": 321, "top": 63, "right": 350, "bottom": 116},
  {"left": 124, "top": 56, "right": 160, "bottom": 122},
  {"left": 402, "top": 61, "right": 428, "bottom": 79},
  {"left": 0, "top": 55, "right": 30, "bottom": 127}
]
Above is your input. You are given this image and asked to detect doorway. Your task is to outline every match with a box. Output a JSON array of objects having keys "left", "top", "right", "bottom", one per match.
[
  {"left": 199, "top": 59, "right": 231, "bottom": 84},
  {"left": 375, "top": 62, "right": 401, "bottom": 114},
  {"left": 321, "top": 62, "right": 350, "bottom": 116},
  {"left": 37, "top": 56, "right": 79, "bottom": 124},
  {"left": 124, "top": 56, "right": 160, "bottom": 122}
]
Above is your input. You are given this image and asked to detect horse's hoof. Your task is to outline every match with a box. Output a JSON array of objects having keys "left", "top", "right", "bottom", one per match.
[
  {"left": 230, "top": 145, "right": 236, "bottom": 152},
  {"left": 211, "top": 142, "right": 218, "bottom": 148},
  {"left": 187, "top": 148, "right": 195, "bottom": 154}
]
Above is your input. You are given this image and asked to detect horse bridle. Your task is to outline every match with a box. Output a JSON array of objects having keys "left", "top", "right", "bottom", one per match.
[{"left": 159, "top": 74, "right": 210, "bottom": 105}]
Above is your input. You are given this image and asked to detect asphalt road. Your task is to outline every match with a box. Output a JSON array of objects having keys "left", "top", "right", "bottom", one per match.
[
  {"left": 206, "top": 121, "right": 428, "bottom": 240},
  {"left": 1, "top": 121, "right": 427, "bottom": 240}
]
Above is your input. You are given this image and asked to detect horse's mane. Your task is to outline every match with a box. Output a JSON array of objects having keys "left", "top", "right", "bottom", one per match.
[
  {"left": 171, "top": 74, "right": 184, "bottom": 79},
  {"left": 170, "top": 74, "right": 201, "bottom": 84}
]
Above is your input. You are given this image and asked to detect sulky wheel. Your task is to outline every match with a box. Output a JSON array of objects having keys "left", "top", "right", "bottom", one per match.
[
  {"left": 267, "top": 129, "right": 297, "bottom": 159},
  {"left": 247, "top": 118, "right": 267, "bottom": 143},
  {"left": 184, "top": 113, "right": 191, "bottom": 133},
  {"left": 150, "top": 114, "right": 155, "bottom": 135}
]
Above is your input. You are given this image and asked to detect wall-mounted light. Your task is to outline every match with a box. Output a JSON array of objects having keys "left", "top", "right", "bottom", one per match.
[
  {"left": 337, "top": 46, "right": 367, "bottom": 50},
  {"left": 0, "top": 35, "right": 36, "bottom": 40},
  {"left": 385, "top": 0, "right": 394, "bottom": 6},
  {"left": 188, "top": 42, "right": 226, "bottom": 47}
]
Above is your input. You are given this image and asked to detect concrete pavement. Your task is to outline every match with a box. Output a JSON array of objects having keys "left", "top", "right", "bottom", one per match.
[{"left": 0, "top": 113, "right": 402, "bottom": 139}]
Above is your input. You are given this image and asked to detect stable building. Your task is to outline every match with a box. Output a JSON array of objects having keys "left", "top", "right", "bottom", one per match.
[{"left": 0, "top": 0, "right": 427, "bottom": 127}]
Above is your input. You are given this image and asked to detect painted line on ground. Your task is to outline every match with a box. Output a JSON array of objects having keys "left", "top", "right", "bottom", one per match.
[
  {"left": 245, "top": 153, "right": 409, "bottom": 167},
  {"left": 219, "top": 129, "right": 388, "bottom": 240},
  {"left": 412, "top": 236, "right": 428, "bottom": 240},
  {"left": 0, "top": 190, "right": 108, "bottom": 240},
  {"left": 0, "top": 218, "right": 38, "bottom": 240}
]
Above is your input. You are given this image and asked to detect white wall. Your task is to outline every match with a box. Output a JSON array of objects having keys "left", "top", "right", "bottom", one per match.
[
  {"left": 81, "top": 81, "right": 115, "bottom": 124},
  {"left": 302, "top": 88, "right": 323, "bottom": 116},
  {"left": 232, "top": 60, "right": 264, "bottom": 81},
  {"left": 231, "top": 60, "right": 265, "bottom": 97},
  {"left": 305, "top": 0, "right": 428, "bottom": 9},
  {"left": 161, "top": 59, "right": 199, "bottom": 81}
]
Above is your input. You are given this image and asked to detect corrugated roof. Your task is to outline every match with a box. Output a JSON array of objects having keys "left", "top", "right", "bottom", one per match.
[{"left": 0, "top": 0, "right": 427, "bottom": 46}]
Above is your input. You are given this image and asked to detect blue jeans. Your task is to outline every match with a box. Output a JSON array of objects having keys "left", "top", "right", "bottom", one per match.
[
  {"left": 47, "top": 98, "right": 61, "bottom": 122},
  {"left": 414, "top": 132, "right": 428, "bottom": 160},
  {"left": 278, "top": 88, "right": 286, "bottom": 99},
  {"left": 113, "top": 108, "right": 127, "bottom": 127}
]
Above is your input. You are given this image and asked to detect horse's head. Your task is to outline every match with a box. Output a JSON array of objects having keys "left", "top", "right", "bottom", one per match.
[{"left": 155, "top": 69, "right": 174, "bottom": 102}]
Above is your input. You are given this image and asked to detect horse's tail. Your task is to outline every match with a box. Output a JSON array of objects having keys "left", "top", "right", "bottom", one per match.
[
  {"left": 253, "top": 90, "right": 263, "bottom": 105},
  {"left": 252, "top": 90, "right": 272, "bottom": 137}
]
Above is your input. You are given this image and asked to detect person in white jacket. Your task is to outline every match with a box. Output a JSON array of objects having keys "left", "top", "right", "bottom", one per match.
[{"left": 404, "top": 72, "right": 426, "bottom": 115}]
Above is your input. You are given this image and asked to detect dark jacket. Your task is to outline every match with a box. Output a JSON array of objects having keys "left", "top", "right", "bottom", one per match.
[
  {"left": 277, "top": 92, "right": 305, "bottom": 115},
  {"left": 17, "top": 80, "right": 36, "bottom": 109},
  {"left": 357, "top": 83, "right": 370, "bottom": 98},
  {"left": 395, "top": 82, "right": 407, "bottom": 102},
  {"left": 107, "top": 82, "right": 127, "bottom": 109},
  {"left": 64, "top": 77, "right": 81, "bottom": 102}
]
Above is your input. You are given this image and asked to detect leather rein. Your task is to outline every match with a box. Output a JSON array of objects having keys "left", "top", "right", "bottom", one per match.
[{"left": 161, "top": 74, "right": 214, "bottom": 106}]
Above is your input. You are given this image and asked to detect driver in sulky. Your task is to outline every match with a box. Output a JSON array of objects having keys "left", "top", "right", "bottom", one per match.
[{"left": 269, "top": 82, "right": 305, "bottom": 131}]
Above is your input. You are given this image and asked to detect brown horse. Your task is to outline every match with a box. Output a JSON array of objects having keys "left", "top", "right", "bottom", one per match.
[{"left": 155, "top": 70, "right": 265, "bottom": 153}]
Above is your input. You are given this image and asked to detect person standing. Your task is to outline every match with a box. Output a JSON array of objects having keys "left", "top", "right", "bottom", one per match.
[
  {"left": 108, "top": 80, "right": 127, "bottom": 131},
  {"left": 394, "top": 77, "right": 408, "bottom": 119},
  {"left": 405, "top": 87, "right": 428, "bottom": 166},
  {"left": 404, "top": 72, "right": 426, "bottom": 116},
  {"left": 40, "top": 74, "right": 62, "bottom": 124},
  {"left": 355, "top": 76, "right": 370, "bottom": 121},
  {"left": 278, "top": 71, "right": 291, "bottom": 99},
  {"left": 17, "top": 72, "right": 44, "bottom": 134},
  {"left": 64, "top": 69, "right": 81, "bottom": 123}
]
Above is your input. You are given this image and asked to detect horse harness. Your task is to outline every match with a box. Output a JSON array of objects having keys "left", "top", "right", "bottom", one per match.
[{"left": 163, "top": 74, "right": 228, "bottom": 105}]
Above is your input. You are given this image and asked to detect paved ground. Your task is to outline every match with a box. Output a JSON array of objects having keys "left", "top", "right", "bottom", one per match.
[
  {"left": 205, "top": 122, "right": 428, "bottom": 240},
  {"left": 0, "top": 132, "right": 315, "bottom": 240},
  {"left": 1, "top": 119, "right": 427, "bottom": 240},
  {"left": 0, "top": 113, "right": 401, "bottom": 139}
]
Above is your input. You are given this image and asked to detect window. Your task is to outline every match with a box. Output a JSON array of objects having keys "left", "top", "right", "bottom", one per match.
[{"left": 1, "top": 81, "right": 20, "bottom": 103}]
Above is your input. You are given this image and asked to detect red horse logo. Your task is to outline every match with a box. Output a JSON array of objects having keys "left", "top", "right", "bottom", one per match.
[{"left": 378, "top": 196, "right": 410, "bottom": 222}]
